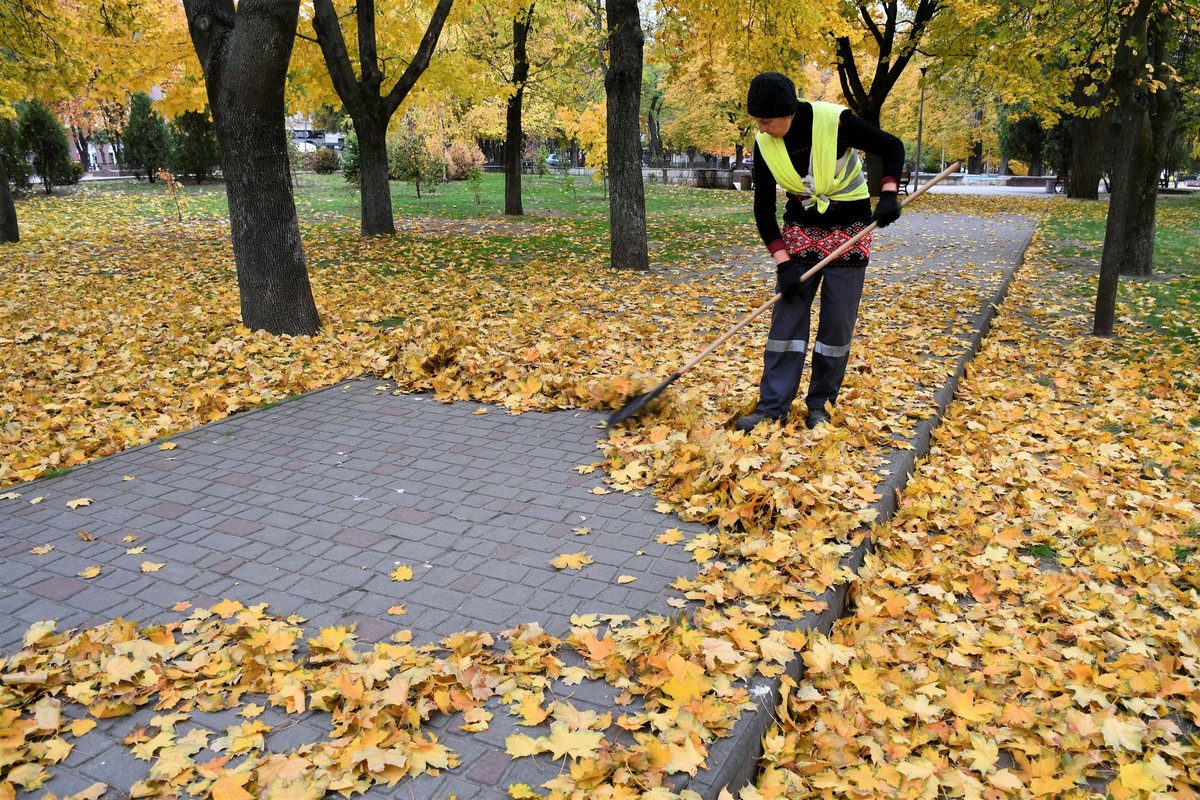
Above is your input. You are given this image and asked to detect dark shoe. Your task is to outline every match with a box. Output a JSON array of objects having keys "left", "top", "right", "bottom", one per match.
[
  {"left": 805, "top": 409, "right": 832, "bottom": 429},
  {"left": 734, "top": 410, "right": 785, "bottom": 432}
]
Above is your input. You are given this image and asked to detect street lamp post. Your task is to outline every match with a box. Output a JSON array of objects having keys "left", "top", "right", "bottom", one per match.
[{"left": 914, "top": 67, "right": 928, "bottom": 193}]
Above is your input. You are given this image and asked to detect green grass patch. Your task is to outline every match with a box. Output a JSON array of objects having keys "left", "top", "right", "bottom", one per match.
[
  {"left": 1022, "top": 543, "right": 1058, "bottom": 561},
  {"left": 62, "top": 170, "right": 755, "bottom": 270},
  {"left": 1040, "top": 194, "right": 1200, "bottom": 341}
]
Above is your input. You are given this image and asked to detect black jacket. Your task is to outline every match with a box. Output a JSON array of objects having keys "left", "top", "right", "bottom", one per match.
[{"left": 753, "top": 102, "right": 905, "bottom": 253}]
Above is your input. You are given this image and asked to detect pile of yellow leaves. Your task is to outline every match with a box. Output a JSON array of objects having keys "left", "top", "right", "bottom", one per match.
[{"left": 751, "top": 225, "right": 1200, "bottom": 798}]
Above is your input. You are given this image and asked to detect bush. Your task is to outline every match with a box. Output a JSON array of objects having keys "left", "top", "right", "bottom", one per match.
[
  {"left": 387, "top": 127, "right": 443, "bottom": 197},
  {"left": 341, "top": 133, "right": 360, "bottom": 184},
  {"left": 445, "top": 140, "right": 485, "bottom": 180},
  {"left": 0, "top": 117, "right": 31, "bottom": 194},
  {"left": 123, "top": 92, "right": 170, "bottom": 182},
  {"left": 307, "top": 147, "right": 341, "bottom": 174},
  {"left": 18, "top": 99, "right": 73, "bottom": 194},
  {"left": 52, "top": 159, "right": 84, "bottom": 186},
  {"left": 169, "top": 110, "right": 220, "bottom": 183}
]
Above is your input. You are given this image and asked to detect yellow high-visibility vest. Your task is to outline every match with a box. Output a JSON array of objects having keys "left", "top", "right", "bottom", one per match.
[{"left": 756, "top": 100, "right": 869, "bottom": 213}]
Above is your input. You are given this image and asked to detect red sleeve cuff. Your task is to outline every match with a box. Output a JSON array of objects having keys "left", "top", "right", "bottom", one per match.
[{"left": 767, "top": 239, "right": 787, "bottom": 255}]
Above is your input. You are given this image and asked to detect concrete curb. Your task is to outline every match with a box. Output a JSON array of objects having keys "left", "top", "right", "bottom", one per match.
[{"left": 685, "top": 230, "right": 1035, "bottom": 798}]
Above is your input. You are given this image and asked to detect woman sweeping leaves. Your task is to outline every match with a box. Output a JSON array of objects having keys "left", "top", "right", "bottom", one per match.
[{"left": 735, "top": 72, "right": 906, "bottom": 433}]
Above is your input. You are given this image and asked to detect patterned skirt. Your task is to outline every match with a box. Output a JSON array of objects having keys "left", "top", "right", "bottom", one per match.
[{"left": 782, "top": 220, "right": 871, "bottom": 267}]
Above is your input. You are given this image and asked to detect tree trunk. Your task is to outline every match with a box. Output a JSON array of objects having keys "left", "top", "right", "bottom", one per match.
[
  {"left": 505, "top": 6, "right": 534, "bottom": 217},
  {"left": 0, "top": 157, "right": 18, "bottom": 244},
  {"left": 1068, "top": 78, "right": 1107, "bottom": 200},
  {"left": 184, "top": 0, "right": 321, "bottom": 336},
  {"left": 355, "top": 114, "right": 395, "bottom": 234},
  {"left": 833, "top": 0, "right": 939, "bottom": 195},
  {"left": 647, "top": 93, "right": 663, "bottom": 162},
  {"left": 605, "top": 0, "right": 648, "bottom": 271},
  {"left": 312, "top": 0, "right": 454, "bottom": 235},
  {"left": 1095, "top": 0, "right": 1159, "bottom": 335}
]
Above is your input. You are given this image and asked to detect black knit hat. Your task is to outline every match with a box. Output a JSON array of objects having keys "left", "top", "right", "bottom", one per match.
[{"left": 747, "top": 72, "right": 798, "bottom": 118}]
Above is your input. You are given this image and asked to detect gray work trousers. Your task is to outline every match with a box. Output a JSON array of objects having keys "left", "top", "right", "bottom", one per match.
[{"left": 756, "top": 265, "right": 866, "bottom": 418}]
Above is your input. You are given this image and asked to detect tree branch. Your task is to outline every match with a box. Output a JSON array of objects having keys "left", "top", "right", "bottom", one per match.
[{"left": 381, "top": 0, "right": 455, "bottom": 118}]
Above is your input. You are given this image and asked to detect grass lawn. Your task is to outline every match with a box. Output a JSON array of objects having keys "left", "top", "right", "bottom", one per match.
[{"left": 1037, "top": 192, "right": 1200, "bottom": 341}]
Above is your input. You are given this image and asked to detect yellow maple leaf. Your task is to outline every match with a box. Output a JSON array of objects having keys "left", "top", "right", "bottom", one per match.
[
  {"left": 508, "top": 785, "right": 539, "bottom": 799},
  {"left": 1100, "top": 715, "right": 1145, "bottom": 752},
  {"left": 505, "top": 733, "right": 543, "bottom": 758},
  {"left": 210, "top": 773, "right": 255, "bottom": 800},
  {"left": 30, "top": 544, "right": 53, "bottom": 555},
  {"left": 68, "top": 719, "right": 98, "bottom": 737},
  {"left": 158, "top": 441, "right": 177, "bottom": 451},
  {"left": 661, "top": 654, "right": 707, "bottom": 704},
  {"left": 540, "top": 722, "right": 603, "bottom": 760},
  {"left": 511, "top": 692, "right": 550, "bottom": 726},
  {"left": 616, "top": 575, "right": 636, "bottom": 584},
  {"left": 657, "top": 528, "right": 685, "bottom": 545},
  {"left": 210, "top": 599, "right": 245, "bottom": 618},
  {"left": 77, "top": 566, "right": 102, "bottom": 579},
  {"left": 963, "top": 734, "right": 999, "bottom": 774},
  {"left": 386, "top": 605, "right": 407, "bottom": 616},
  {"left": 550, "top": 551, "right": 592, "bottom": 570},
  {"left": 390, "top": 564, "right": 414, "bottom": 581},
  {"left": 140, "top": 561, "right": 165, "bottom": 573},
  {"left": 945, "top": 685, "right": 999, "bottom": 723},
  {"left": 66, "top": 497, "right": 93, "bottom": 509},
  {"left": 987, "top": 770, "right": 1024, "bottom": 791}
]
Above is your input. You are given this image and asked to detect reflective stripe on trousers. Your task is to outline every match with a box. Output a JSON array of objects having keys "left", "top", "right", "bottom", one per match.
[{"left": 756, "top": 265, "right": 866, "bottom": 417}]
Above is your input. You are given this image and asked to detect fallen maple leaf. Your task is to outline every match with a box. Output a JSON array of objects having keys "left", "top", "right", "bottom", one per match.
[
  {"left": 550, "top": 552, "right": 592, "bottom": 570},
  {"left": 389, "top": 564, "right": 413, "bottom": 581}
]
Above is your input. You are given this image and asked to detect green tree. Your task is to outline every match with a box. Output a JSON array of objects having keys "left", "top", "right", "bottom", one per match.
[
  {"left": 998, "top": 102, "right": 1049, "bottom": 175},
  {"left": 18, "top": 99, "right": 72, "bottom": 195},
  {"left": 0, "top": 116, "right": 32, "bottom": 194},
  {"left": 387, "top": 117, "right": 443, "bottom": 197},
  {"left": 123, "top": 92, "right": 170, "bottom": 182},
  {"left": 169, "top": 109, "right": 221, "bottom": 183},
  {"left": 0, "top": 116, "right": 24, "bottom": 242}
]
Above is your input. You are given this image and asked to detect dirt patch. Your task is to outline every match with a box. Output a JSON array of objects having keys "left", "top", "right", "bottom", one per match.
[{"left": 392, "top": 214, "right": 555, "bottom": 238}]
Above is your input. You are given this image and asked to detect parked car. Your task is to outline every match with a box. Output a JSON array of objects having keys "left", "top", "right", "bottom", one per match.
[
  {"left": 546, "top": 153, "right": 566, "bottom": 167},
  {"left": 741, "top": 155, "right": 754, "bottom": 170}
]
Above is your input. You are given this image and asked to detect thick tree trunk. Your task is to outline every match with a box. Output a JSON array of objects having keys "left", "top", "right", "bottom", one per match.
[
  {"left": 605, "top": 0, "right": 648, "bottom": 271},
  {"left": 1095, "top": 0, "right": 1158, "bottom": 335},
  {"left": 0, "top": 157, "right": 18, "bottom": 243},
  {"left": 185, "top": 0, "right": 321, "bottom": 336},
  {"left": 355, "top": 115, "right": 395, "bottom": 235},
  {"left": 505, "top": 7, "right": 534, "bottom": 217},
  {"left": 312, "top": 0, "right": 453, "bottom": 235}
]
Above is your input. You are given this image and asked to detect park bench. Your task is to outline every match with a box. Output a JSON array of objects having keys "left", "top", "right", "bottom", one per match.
[{"left": 898, "top": 171, "right": 911, "bottom": 195}]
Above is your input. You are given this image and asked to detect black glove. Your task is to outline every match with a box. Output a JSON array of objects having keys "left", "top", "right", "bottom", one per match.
[
  {"left": 871, "top": 191, "right": 901, "bottom": 228},
  {"left": 776, "top": 259, "right": 807, "bottom": 301}
]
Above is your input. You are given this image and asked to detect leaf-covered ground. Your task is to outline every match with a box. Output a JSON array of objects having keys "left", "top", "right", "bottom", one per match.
[
  {"left": 1, "top": 183, "right": 1198, "bottom": 799},
  {"left": 750, "top": 207, "right": 1200, "bottom": 799}
]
